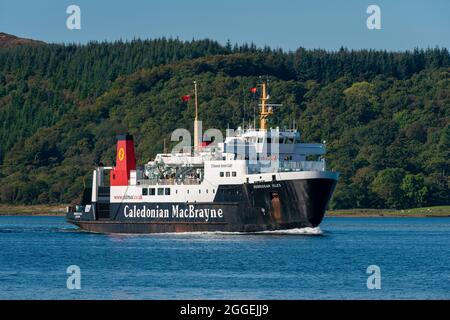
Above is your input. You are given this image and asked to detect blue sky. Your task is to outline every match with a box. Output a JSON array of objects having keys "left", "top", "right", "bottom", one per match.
[{"left": 1, "top": 0, "right": 449, "bottom": 51}]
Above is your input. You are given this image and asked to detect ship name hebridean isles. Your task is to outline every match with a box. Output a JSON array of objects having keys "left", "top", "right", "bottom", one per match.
[
  {"left": 123, "top": 204, "right": 223, "bottom": 222},
  {"left": 253, "top": 183, "right": 282, "bottom": 189}
]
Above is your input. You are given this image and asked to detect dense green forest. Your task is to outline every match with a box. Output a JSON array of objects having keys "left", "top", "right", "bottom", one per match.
[{"left": 0, "top": 38, "right": 449, "bottom": 209}]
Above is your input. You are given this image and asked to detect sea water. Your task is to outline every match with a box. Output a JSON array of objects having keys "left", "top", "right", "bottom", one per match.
[{"left": 0, "top": 216, "right": 449, "bottom": 299}]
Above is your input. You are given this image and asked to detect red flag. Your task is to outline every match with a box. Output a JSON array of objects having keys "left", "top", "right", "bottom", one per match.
[
  {"left": 181, "top": 95, "right": 191, "bottom": 102},
  {"left": 250, "top": 87, "right": 257, "bottom": 93}
]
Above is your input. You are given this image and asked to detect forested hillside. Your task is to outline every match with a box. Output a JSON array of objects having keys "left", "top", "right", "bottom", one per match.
[{"left": 0, "top": 37, "right": 449, "bottom": 209}]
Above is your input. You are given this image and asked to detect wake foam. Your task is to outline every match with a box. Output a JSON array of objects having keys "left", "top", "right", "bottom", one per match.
[
  {"left": 124, "top": 226, "right": 323, "bottom": 236},
  {"left": 254, "top": 227, "right": 323, "bottom": 235}
]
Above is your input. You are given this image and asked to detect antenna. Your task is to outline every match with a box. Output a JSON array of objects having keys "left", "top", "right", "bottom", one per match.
[
  {"left": 194, "top": 81, "right": 198, "bottom": 121},
  {"left": 193, "top": 81, "right": 200, "bottom": 151},
  {"left": 253, "top": 98, "right": 256, "bottom": 129},
  {"left": 243, "top": 86, "right": 247, "bottom": 126}
]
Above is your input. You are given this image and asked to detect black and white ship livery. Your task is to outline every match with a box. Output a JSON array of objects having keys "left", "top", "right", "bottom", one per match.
[{"left": 67, "top": 81, "right": 339, "bottom": 233}]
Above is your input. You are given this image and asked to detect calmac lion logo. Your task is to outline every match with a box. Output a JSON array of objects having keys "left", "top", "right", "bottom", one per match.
[{"left": 118, "top": 147, "right": 125, "bottom": 161}]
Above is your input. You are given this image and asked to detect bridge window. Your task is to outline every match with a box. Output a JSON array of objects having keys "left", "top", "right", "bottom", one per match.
[
  {"left": 157, "top": 188, "right": 164, "bottom": 195},
  {"left": 232, "top": 172, "right": 237, "bottom": 177},
  {"left": 165, "top": 188, "right": 170, "bottom": 195},
  {"left": 142, "top": 188, "right": 148, "bottom": 196},
  {"left": 226, "top": 172, "right": 230, "bottom": 177},
  {"left": 149, "top": 188, "right": 155, "bottom": 195},
  {"left": 220, "top": 172, "right": 224, "bottom": 177}
]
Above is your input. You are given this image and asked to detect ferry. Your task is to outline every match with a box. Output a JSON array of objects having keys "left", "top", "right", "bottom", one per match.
[{"left": 66, "top": 81, "right": 339, "bottom": 233}]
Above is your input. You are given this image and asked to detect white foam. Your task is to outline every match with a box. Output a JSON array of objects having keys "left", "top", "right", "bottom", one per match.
[
  {"left": 253, "top": 227, "right": 323, "bottom": 235},
  {"left": 118, "top": 227, "right": 323, "bottom": 236}
]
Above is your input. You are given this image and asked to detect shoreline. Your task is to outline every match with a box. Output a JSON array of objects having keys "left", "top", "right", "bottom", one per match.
[
  {"left": 327, "top": 206, "right": 450, "bottom": 217},
  {"left": 0, "top": 204, "right": 67, "bottom": 216},
  {"left": 0, "top": 204, "right": 449, "bottom": 217}
]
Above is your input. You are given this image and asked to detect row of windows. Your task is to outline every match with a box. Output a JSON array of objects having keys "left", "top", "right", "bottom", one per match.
[
  {"left": 255, "top": 137, "right": 300, "bottom": 144},
  {"left": 142, "top": 187, "right": 215, "bottom": 196},
  {"left": 220, "top": 171, "right": 237, "bottom": 177},
  {"left": 142, "top": 187, "right": 170, "bottom": 196},
  {"left": 223, "top": 154, "right": 283, "bottom": 161}
]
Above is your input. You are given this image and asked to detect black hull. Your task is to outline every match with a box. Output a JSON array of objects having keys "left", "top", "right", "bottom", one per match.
[
  {"left": 67, "top": 178, "right": 337, "bottom": 234},
  {"left": 69, "top": 220, "right": 316, "bottom": 234}
]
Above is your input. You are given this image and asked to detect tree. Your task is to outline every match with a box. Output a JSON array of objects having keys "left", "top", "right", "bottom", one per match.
[
  {"left": 401, "top": 174, "right": 428, "bottom": 208},
  {"left": 371, "top": 168, "right": 406, "bottom": 208}
]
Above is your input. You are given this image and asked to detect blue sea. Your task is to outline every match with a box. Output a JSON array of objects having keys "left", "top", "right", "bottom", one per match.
[{"left": 0, "top": 216, "right": 449, "bottom": 299}]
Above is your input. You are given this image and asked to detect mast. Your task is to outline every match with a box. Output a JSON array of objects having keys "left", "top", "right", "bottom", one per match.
[
  {"left": 259, "top": 81, "right": 282, "bottom": 130},
  {"left": 259, "top": 82, "right": 271, "bottom": 130},
  {"left": 193, "top": 81, "right": 201, "bottom": 151}
]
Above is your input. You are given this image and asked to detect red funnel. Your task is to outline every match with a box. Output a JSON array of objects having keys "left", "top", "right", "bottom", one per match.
[{"left": 110, "top": 134, "right": 136, "bottom": 186}]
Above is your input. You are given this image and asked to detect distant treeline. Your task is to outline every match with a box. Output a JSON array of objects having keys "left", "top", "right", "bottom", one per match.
[{"left": 0, "top": 38, "right": 448, "bottom": 209}]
